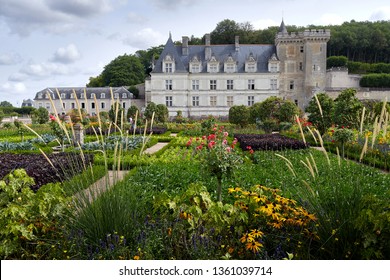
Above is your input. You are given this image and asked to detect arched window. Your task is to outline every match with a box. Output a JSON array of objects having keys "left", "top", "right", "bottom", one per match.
[{"left": 100, "top": 92, "right": 106, "bottom": 99}]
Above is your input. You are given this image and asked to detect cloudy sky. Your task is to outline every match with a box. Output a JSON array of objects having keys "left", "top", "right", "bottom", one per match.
[{"left": 1, "top": 0, "right": 390, "bottom": 106}]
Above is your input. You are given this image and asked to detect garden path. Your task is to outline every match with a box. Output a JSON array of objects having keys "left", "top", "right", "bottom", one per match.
[{"left": 74, "top": 133, "right": 177, "bottom": 208}]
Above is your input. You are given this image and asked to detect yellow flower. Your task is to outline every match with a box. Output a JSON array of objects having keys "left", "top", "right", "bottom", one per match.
[
  {"left": 240, "top": 233, "right": 254, "bottom": 243},
  {"left": 134, "top": 255, "right": 140, "bottom": 260},
  {"left": 249, "top": 229, "right": 264, "bottom": 238},
  {"left": 245, "top": 240, "right": 263, "bottom": 253},
  {"left": 228, "top": 187, "right": 242, "bottom": 194}
]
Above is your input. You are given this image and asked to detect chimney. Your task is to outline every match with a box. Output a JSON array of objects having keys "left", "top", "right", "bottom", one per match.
[
  {"left": 182, "top": 36, "right": 189, "bottom": 56},
  {"left": 205, "top": 33, "right": 211, "bottom": 60},
  {"left": 235, "top": 36, "right": 239, "bottom": 52}
]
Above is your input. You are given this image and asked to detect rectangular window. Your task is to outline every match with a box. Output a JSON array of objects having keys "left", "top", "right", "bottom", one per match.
[
  {"left": 209, "top": 64, "right": 218, "bottom": 73},
  {"left": 248, "top": 96, "right": 254, "bottom": 106},
  {"left": 289, "top": 80, "right": 295, "bottom": 90},
  {"left": 210, "top": 96, "right": 217, "bottom": 106},
  {"left": 290, "top": 81, "right": 294, "bottom": 90},
  {"left": 81, "top": 102, "right": 85, "bottom": 109},
  {"left": 248, "top": 79, "right": 255, "bottom": 90},
  {"left": 227, "top": 80, "right": 234, "bottom": 90},
  {"left": 165, "top": 96, "right": 173, "bottom": 107},
  {"left": 165, "top": 63, "right": 172, "bottom": 73},
  {"left": 46, "top": 103, "right": 50, "bottom": 110},
  {"left": 71, "top": 102, "right": 75, "bottom": 109},
  {"left": 165, "top": 80, "right": 172, "bottom": 90},
  {"left": 300, "top": 46, "right": 304, "bottom": 53},
  {"left": 62, "top": 103, "right": 66, "bottom": 109},
  {"left": 270, "top": 79, "right": 278, "bottom": 90},
  {"left": 247, "top": 64, "right": 256, "bottom": 72},
  {"left": 270, "top": 64, "right": 278, "bottom": 72},
  {"left": 192, "top": 80, "right": 199, "bottom": 90},
  {"left": 226, "top": 64, "right": 235, "bottom": 73},
  {"left": 227, "top": 96, "right": 234, "bottom": 107},
  {"left": 192, "top": 96, "right": 199, "bottom": 106},
  {"left": 101, "top": 102, "right": 105, "bottom": 109},
  {"left": 299, "top": 62, "right": 303, "bottom": 71},
  {"left": 191, "top": 64, "right": 200, "bottom": 73},
  {"left": 210, "top": 80, "right": 217, "bottom": 90},
  {"left": 91, "top": 102, "right": 95, "bottom": 109},
  {"left": 122, "top": 102, "right": 126, "bottom": 109}
]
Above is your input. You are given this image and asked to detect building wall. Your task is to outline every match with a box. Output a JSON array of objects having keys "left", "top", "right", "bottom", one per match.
[
  {"left": 147, "top": 72, "right": 279, "bottom": 117},
  {"left": 326, "top": 68, "right": 361, "bottom": 88}
]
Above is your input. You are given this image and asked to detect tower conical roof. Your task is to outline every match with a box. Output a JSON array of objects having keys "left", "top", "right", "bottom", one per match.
[{"left": 279, "top": 19, "right": 288, "bottom": 34}]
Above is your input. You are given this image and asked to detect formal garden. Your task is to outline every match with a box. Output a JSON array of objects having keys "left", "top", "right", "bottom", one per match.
[{"left": 0, "top": 89, "right": 389, "bottom": 260}]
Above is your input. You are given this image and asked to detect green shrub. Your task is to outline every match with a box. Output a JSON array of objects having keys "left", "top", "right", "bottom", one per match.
[{"left": 0, "top": 169, "right": 67, "bottom": 259}]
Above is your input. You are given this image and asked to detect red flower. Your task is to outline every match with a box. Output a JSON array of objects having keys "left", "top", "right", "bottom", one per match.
[
  {"left": 49, "top": 115, "right": 56, "bottom": 121},
  {"left": 249, "top": 149, "right": 254, "bottom": 155},
  {"left": 207, "top": 134, "right": 216, "bottom": 141},
  {"left": 208, "top": 141, "right": 216, "bottom": 149},
  {"left": 246, "top": 146, "right": 252, "bottom": 150}
]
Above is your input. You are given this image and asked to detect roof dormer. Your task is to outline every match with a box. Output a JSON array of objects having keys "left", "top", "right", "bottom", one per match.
[
  {"left": 245, "top": 53, "right": 257, "bottom": 73},
  {"left": 224, "top": 54, "right": 237, "bottom": 73},
  {"left": 189, "top": 55, "right": 202, "bottom": 73},
  {"left": 207, "top": 54, "right": 220, "bottom": 73},
  {"left": 163, "top": 54, "right": 175, "bottom": 73}
]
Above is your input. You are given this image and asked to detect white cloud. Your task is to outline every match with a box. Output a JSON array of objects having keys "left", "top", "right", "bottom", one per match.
[
  {"left": 150, "top": 0, "right": 199, "bottom": 9},
  {"left": 370, "top": 6, "right": 390, "bottom": 21},
  {"left": 123, "top": 28, "right": 166, "bottom": 49},
  {"left": 0, "top": 0, "right": 113, "bottom": 36},
  {"left": 51, "top": 44, "right": 81, "bottom": 64},
  {"left": 20, "top": 61, "right": 73, "bottom": 78},
  {"left": 1, "top": 82, "right": 26, "bottom": 93},
  {"left": 45, "top": 0, "right": 112, "bottom": 17},
  {"left": 127, "top": 12, "right": 147, "bottom": 24},
  {"left": 313, "top": 13, "right": 345, "bottom": 26},
  {"left": 0, "top": 52, "right": 22, "bottom": 65},
  {"left": 251, "top": 19, "right": 279, "bottom": 30},
  {"left": 8, "top": 73, "right": 28, "bottom": 82}
]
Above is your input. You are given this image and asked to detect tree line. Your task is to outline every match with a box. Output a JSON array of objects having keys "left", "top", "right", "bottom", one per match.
[{"left": 87, "top": 19, "right": 390, "bottom": 88}]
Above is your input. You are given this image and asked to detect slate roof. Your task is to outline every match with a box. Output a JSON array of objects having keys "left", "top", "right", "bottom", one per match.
[
  {"left": 34, "top": 87, "right": 133, "bottom": 100},
  {"left": 152, "top": 35, "right": 276, "bottom": 74}
]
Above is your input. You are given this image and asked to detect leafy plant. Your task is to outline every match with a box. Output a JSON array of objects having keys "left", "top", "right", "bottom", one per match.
[
  {"left": 187, "top": 125, "right": 243, "bottom": 201},
  {"left": 0, "top": 169, "right": 68, "bottom": 259}
]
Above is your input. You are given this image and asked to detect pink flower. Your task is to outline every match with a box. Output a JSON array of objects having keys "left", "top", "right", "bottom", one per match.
[
  {"left": 223, "top": 131, "right": 229, "bottom": 137},
  {"left": 246, "top": 146, "right": 252, "bottom": 150},
  {"left": 223, "top": 139, "right": 228, "bottom": 145},
  {"left": 226, "top": 146, "right": 231, "bottom": 153},
  {"left": 208, "top": 141, "right": 216, "bottom": 149}
]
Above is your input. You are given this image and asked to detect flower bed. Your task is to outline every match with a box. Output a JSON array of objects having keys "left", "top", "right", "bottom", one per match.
[
  {"left": 234, "top": 133, "right": 308, "bottom": 151},
  {"left": 0, "top": 153, "right": 93, "bottom": 191}
]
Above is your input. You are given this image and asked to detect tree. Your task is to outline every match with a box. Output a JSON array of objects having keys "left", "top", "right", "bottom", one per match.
[
  {"left": 279, "top": 100, "right": 300, "bottom": 123},
  {"left": 249, "top": 97, "right": 283, "bottom": 122},
  {"left": 108, "top": 102, "right": 124, "bottom": 127},
  {"left": 229, "top": 105, "right": 250, "bottom": 127},
  {"left": 128, "top": 86, "right": 139, "bottom": 99},
  {"left": 0, "top": 101, "right": 13, "bottom": 107},
  {"left": 86, "top": 75, "right": 104, "bottom": 87},
  {"left": 155, "top": 104, "right": 169, "bottom": 124},
  {"left": 144, "top": 102, "right": 158, "bottom": 122},
  {"left": 0, "top": 109, "right": 4, "bottom": 123},
  {"left": 88, "top": 54, "right": 145, "bottom": 88},
  {"left": 210, "top": 19, "right": 240, "bottom": 44},
  {"left": 327, "top": 56, "right": 348, "bottom": 69},
  {"left": 127, "top": 105, "right": 139, "bottom": 121},
  {"left": 135, "top": 45, "right": 164, "bottom": 76},
  {"left": 305, "top": 93, "right": 335, "bottom": 134},
  {"left": 333, "top": 88, "right": 363, "bottom": 128},
  {"left": 32, "top": 107, "right": 49, "bottom": 124}
]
